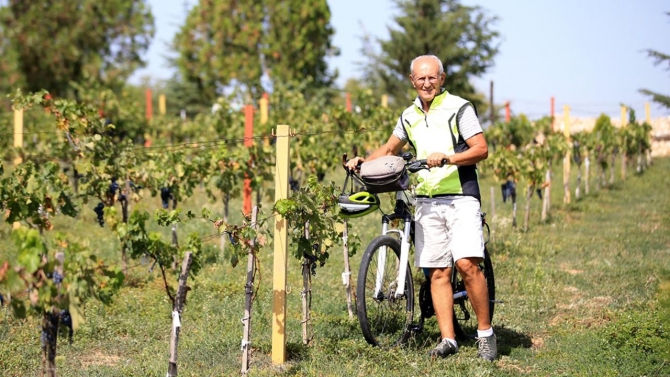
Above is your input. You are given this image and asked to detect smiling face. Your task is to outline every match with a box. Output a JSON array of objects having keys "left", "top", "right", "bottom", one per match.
[{"left": 410, "top": 56, "right": 446, "bottom": 107}]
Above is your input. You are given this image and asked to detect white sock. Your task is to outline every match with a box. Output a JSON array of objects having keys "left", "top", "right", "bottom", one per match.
[
  {"left": 443, "top": 338, "right": 458, "bottom": 350},
  {"left": 477, "top": 327, "right": 494, "bottom": 338}
]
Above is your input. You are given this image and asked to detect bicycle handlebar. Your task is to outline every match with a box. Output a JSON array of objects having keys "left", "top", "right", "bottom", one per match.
[
  {"left": 406, "top": 158, "right": 448, "bottom": 173},
  {"left": 342, "top": 153, "right": 448, "bottom": 174}
]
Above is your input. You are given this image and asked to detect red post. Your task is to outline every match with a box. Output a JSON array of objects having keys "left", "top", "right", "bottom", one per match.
[
  {"left": 345, "top": 92, "right": 352, "bottom": 113},
  {"left": 550, "top": 96, "right": 555, "bottom": 132},
  {"left": 145, "top": 89, "right": 153, "bottom": 120},
  {"left": 243, "top": 104, "right": 254, "bottom": 216},
  {"left": 504, "top": 101, "right": 510, "bottom": 123},
  {"left": 44, "top": 93, "right": 53, "bottom": 113}
]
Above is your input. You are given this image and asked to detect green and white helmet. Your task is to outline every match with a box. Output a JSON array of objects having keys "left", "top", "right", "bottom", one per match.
[{"left": 337, "top": 191, "right": 380, "bottom": 219}]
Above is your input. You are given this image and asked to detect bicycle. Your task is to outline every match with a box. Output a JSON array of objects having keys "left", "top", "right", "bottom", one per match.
[{"left": 341, "top": 152, "right": 495, "bottom": 348}]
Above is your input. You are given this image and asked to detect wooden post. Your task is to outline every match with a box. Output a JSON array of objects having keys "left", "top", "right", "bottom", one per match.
[
  {"left": 159, "top": 94, "right": 166, "bottom": 116},
  {"left": 621, "top": 105, "right": 628, "bottom": 181},
  {"left": 541, "top": 169, "right": 551, "bottom": 222},
  {"left": 243, "top": 105, "right": 254, "bottom": 216},
  {"left": 301, "top": 222, "right": 312, "bottom": 345},
  {"left": 345, "top": 92, "right": 352, "bottom": 113},
  {"left": 621, "top": 105, "right": 627, "bottom": 127},
  {"left": 167, "top": 252, "right": 193, "bottom": 377},
  {"left": 584, "top": 156, "right": 590, "bottom": 195},
  {"left": 260, "top": 94, "right": 269, "bottom": 125},
  {"left": 241, "top": 207, "right": 259, "bottom": 375},
  {"left": 563, "top": 106, "right": 571, "bottom": 204},
  {"left": 645, "top": 102, "right": 652, "bottom": 166},
  {"left": 381, "top": 94, "right": 388, "bottom": 108},
  {"left": 261, "top": 94, "right": 271, "bottom": 148},
  {"left": 489, "top": 81, "right": 494, "bottom": 125},
  {"left": 504, "top": 101, "right": 510, "bottom": 123},
  {"left": 145, "top": 89, "right": 153, "bottom": 120},
  {"left": 13, "top": 108, "right": 23, "bottom": 164},
  {"left": 489, "top": 186, "right": 495, "bottom": 243},
  {"left": 550, "top": 97, "right": 555, "bottom": 132},
  {"left": 342, "top": 220, "right": 354, "bottom": 318},
  {"left": 171, "top": 223, "right": 179, "bottom": 270},
  {"left": 645, "top": 102, "right": 651, "bottom": 124},
  {"left": 272, "top": 125, "right": 290, "bottom": 365}
]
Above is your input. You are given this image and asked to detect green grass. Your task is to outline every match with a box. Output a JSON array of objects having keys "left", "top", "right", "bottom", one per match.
[{"left": 2, "top": 157, "right": 670, "bottom": 376}]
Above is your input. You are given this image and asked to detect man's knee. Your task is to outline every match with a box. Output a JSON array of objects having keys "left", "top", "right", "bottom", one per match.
[
  {"left": 455, "top": 257, "right": 483, "bottom": 276},
  {"left": 429, "top": 267, "right": 451, "bottom": 282}
]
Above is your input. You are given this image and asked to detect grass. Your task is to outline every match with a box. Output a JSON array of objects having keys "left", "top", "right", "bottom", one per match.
[{"left": 1, "top": 156, "right": 670, "bottom": 376}]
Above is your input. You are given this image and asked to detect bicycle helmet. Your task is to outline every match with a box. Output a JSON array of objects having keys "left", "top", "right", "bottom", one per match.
[{"left": 337, "top": 191, "right": 380, "bottom": 218}]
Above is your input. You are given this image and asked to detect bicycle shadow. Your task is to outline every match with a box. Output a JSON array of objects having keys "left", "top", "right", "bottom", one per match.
[{"left": 489, "top": 325, "right": 533, "bottom": 356}]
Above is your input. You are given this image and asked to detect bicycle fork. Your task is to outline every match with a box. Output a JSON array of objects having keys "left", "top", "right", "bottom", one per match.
[{"left": 373, "top": 220, "right": 413, "bottom": 300}]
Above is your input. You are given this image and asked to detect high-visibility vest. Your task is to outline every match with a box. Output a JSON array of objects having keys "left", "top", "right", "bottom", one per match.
[{"left": 400, "top": 90, "right": 481, "bottom": 200}]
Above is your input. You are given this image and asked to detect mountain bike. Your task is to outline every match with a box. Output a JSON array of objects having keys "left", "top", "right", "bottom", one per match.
[{"left": 345, "top": 153, "right": 495, "bottom": 348}]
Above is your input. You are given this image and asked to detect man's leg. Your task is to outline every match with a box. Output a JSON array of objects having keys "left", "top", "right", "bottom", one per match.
[
  {"left": 455, "top": 257, "right": 490, "bottom": 330},
  {"left": 429, "top": 267, "right": 455, "bottom": 340},
  {"left": 427, "top": 267, "right": 458, "bottom": 358},
  {"left": 455, "top": 256, "right": 497, "bottom": 361}
]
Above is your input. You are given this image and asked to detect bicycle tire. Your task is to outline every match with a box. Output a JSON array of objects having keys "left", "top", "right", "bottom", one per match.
[
  {"left": 452, "top": 246, "right": 495, "bottom": 341},
  {"left": 356, "top": 235, "right": 414, "bottom": 348}
]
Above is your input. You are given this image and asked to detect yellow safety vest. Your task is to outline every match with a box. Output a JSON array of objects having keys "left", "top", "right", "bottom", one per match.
[{"left": 400, "top": 90, "right": 481, "bottom": 200}]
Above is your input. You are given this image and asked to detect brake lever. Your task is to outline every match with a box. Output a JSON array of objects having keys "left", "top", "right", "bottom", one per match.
[
  {"left": 407, "top": 161, "right": 429, "bottom": 173},
  {"left": 407, "top": 158, "right": 448, "bottom": 173}
]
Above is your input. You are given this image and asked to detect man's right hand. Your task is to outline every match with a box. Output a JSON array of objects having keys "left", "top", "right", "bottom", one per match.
[{"left": 345, "top": 156, "right": 365, "bottom": 171}]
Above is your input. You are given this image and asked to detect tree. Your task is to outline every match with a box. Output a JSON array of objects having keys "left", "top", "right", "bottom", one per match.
[
  {"left": 0, "top": 0, "right": 154, "bottom": 97},
  {"left": 639, "top": 12, "right": 670, "bottom": 110},
  {"left": 0, "top": 8, "right": 24, "bottom": 94},
  {"left": 173, "top": 0, "right": 338, "bottom": 103},
  {"left": 173, "top": 0, "right": 265, "bottom": 103},
  {"left": 263, "top": 0, "right": 339, "bottom": 90},
  {"left": 363, "top": 0, "right": 499, "bottom": 110}
]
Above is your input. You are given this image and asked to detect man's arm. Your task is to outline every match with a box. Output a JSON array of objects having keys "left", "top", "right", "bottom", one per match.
[
  {"left": 367, "top": 134, "right": 406, "bottom": 160},
  {"left": 345, "top": 134, "right": 406, "bottom": 170},
  {"left": 425, "top": 133, "right": 488, "bottom": 167},
  {"left": 449, "top": 133, "right": 488, "bottom": 165}
]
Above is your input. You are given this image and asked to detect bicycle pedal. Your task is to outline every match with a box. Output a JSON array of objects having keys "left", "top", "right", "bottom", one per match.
[{"left": 408, "top": 323, "right": 423, "bottom": 333}]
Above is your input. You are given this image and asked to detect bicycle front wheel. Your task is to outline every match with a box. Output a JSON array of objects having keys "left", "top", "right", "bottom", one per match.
[
  {"left": 356, "top": 235, "right": 414, "bottom": 348},
  {"left": 453, "top": 246, "right": 495, "bottom": 341}
]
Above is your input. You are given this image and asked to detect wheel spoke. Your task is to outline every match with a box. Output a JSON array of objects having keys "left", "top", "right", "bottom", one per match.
[{"left": 357, "top": 236, "right": 414, "bottom": 348}]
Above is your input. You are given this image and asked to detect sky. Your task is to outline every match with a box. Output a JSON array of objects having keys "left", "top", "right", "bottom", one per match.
[{"left": 130, "top": 0, "right": 670, "bottom": 120}]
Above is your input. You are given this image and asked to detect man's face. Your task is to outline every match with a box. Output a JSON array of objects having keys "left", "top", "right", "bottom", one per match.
[{"left": 410, "top": 58, "right": 446, "bottom": 104}]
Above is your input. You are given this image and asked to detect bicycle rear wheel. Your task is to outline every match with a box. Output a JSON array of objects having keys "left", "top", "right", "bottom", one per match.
[
  {"left": 356, "top": 235, "right": 414, "bottom": 348},
  {"left": 452, "top": 246, "right": 495, "bottom": 340}
]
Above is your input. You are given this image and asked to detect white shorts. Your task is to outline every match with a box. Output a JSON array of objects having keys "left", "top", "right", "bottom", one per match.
[{"left": 413, "top": 196, "right": 484, "bottom": 268}]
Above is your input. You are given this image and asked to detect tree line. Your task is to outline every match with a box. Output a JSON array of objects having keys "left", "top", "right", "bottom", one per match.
[{"left": 0, "top": 0, "right": 502, "bottom": 117}]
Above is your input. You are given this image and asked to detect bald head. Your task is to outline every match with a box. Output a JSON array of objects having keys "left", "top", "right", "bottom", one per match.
[{"left": 410, "top": 55, "right": 444, "bottom": 75}]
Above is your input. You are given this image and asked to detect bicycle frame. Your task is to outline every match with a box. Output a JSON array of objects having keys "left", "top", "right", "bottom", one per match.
[{"left": 374, "top": 191, "right": 414, "bottom": 300}]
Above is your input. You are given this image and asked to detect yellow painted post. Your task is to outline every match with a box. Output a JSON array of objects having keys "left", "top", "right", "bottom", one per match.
[
  {"left": 563, "top": 105, "right": 571, "bottom": 204},
  {"left": 645, "top": 102, "right": 651, "bottom": 124},
  {"left": 159, "top": 94, "right": 166, "bottom": 115},
  {"left": 381, "top": 94, "right": 388, "bottom": 108},
  {"left": 644, "top": 102, "right": 652, "bottom": 166},
  {"left": 272, "top": 124, "right": 290, "bottom": 365},
  {"left": 13, "top": 108, "right": 24, "bottom": 164},
  {"left": 621, "top": 105, "right": 627, "bottom": 181},
  {"left": 261, "top": 94, "right": 270, "bottom": 147},
  {"left": 260, "top": 97, "right": 269, "bottom": 125}
]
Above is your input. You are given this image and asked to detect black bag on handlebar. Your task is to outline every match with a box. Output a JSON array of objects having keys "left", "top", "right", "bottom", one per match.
[{"left": 359, "top": 155, "right": 409, "bottom": 194}]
